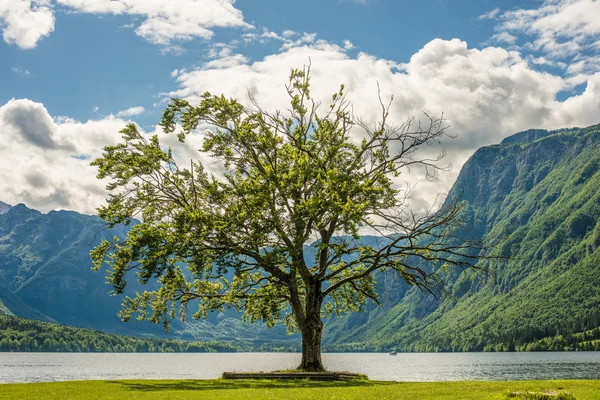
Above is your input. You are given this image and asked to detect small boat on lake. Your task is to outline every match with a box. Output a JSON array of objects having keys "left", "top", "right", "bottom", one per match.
[{"left": 389, "top": 351, "right": 397, "bottom": 356}]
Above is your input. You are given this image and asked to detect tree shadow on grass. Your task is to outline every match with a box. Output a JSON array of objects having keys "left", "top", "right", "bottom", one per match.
[{"left": 105, "top": 379, "right": 395, "bottom": 392}]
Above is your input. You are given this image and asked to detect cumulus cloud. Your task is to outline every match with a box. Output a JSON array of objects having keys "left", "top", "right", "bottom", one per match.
[
  {"left": 1, "top": 0, "right": 251, "bottom": 50},
  {"left": 560, "top": 72, "right": 600, "bottom": 126},
  {"left": 116, "top": 106, "right": 145, "bottom": 118},
  {"left": 0, "top": 99, "right": 64, "bottom": 149},
  {"left": 166, "top": 38, "right": 599, "bottom": 212},
  {"left": 0, "top": 98, "right": 222, "bottom": 214},
  {"left": 475, "top": 0, "right": 600, "bottom": 94},
  {"left": 0, "top": 99, "right": 127, "bottom": 213},
  {"left": 0, "top": 0, "right": 55, "bottom": 49},
  {"left": 2, "top": 37, "right": 599, "bottom": 215},
  {"left": 241, "top": 29, "right": 331, "bottom": 53}
]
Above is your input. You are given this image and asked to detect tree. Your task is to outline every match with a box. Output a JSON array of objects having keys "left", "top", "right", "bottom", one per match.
[{"left": 91, "top": 66, "right": 491, "bottom": 371}]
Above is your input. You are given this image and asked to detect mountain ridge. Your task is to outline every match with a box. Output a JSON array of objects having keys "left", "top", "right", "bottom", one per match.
[
  {"left": 0, "top": 201, "right": 11, "bottom": 215},
  {"left": 1, "top": 123, "right": 599, "bottom": 352},
  {"left": 323, "top": 123, "right": 600, "bottom": 351}
]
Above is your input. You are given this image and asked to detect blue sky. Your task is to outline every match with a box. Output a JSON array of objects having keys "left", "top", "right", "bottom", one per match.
[
  {"left": 0, "top": 0, "right": 599, "bottom": 213},
  {"left": 0, "top": 0, "right": 537, "bottom": 123}
]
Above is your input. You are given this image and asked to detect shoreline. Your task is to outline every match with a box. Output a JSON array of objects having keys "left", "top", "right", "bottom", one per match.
[{"left": 2, "top": 377, "right": 600, "bottom": 384}]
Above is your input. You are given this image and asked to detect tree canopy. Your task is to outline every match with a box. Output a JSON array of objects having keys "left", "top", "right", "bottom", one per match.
[{"left": 91, "top": 66, "right": 491, "bottom": 371}]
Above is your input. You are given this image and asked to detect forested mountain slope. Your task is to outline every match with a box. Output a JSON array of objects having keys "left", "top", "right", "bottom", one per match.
[
  {"left": 324, "top": 124, "right": 600, "bottom": 352},
  {"left": 2, "top": 124, "right": 600, "bottom": 352},
  {"left": 0, "top": 204, "right": 293, "bottom": 345},
  {"left": 0, "top": 315, "right": 238, "bottom": 352},
  {"left": 0, "top": 205, "right": 147, "bottom": 333}
]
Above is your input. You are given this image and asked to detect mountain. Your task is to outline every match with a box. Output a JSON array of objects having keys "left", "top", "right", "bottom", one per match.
[
  {"left": 2, "top": 123, "right": 600, "bottom": 352},
  {"left": 323, "top": 123, "right": 600, "bottom": 351},
  {"left": 0, "top": 203, "right": 294, "bottom": 345},
  {"left": 0, "top": 315, "right": 238, "bottom": 352},
  {"left": 0, "top": 201, "right": 10, "bottom": 215},
  {"left": 0, "top": 204, "right": 172, "bottom": 336}
]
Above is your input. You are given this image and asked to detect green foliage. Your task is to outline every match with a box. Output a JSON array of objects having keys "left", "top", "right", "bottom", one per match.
[
  {"left": 91, "top": 63, "right": 482, "bottom": 369},
  {"left": 520, "top": 326, "right": 600, "bottom": 352},
  {"left": 0, "top": 298, "right": 14, "bottom": 316},
  {"left": 0, "top": 315, "right": 237, "bottom": 353},
  {"left": 324, "top": 124, "right": 600, "bottom": 352},
  {"left": 0, "top": 201, "right": 294, "bottom": 348}
]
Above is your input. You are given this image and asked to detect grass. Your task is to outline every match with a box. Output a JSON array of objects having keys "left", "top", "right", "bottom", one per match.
[{"left": 1, "top": 380, "right": 599, "bottom": 400}]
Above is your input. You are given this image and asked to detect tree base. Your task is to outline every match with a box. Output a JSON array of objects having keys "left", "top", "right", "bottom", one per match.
[
  {"left": 222, "top": 372, "right": 366, "bottom": 380},
  {"left": 297, "top": 363, "right": 326, "bottom": 373}
]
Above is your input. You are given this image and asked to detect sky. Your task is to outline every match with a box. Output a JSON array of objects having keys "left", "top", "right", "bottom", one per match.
[{"left": 0, "top": 0, "right": 599, "bottom": 215}]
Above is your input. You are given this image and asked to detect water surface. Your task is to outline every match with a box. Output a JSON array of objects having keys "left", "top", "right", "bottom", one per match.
[{"left": 2, "top": 352, "right": 600, "bottom": 383}]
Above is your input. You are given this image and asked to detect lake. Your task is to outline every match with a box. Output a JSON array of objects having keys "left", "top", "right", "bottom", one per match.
[{"left": 2, "top": 352, "right": 600, "bottom": 383}]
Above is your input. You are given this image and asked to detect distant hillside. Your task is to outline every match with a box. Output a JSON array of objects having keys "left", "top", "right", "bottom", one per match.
[
  {"left": 0, "top": 204, "right": 178, "bottom": 336},
  {"left": 2, "top": 124, "right": 600, "bottom": 353},
  {"left": 0, "top": 315, "right": 238, "bottom": 352},
  {"left": 0, "top": 203, "right": 295, "bottom": 345},
  {"left": 324, "top": 123, "right": 600, "bottom": 352},
  {"left": 0, "top": 201, "right": 10, "bottom": 215}
]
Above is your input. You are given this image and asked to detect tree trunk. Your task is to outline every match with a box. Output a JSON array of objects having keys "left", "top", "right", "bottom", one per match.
[{"left": 297, "top": 291, "right": 325, "bottom": 371}]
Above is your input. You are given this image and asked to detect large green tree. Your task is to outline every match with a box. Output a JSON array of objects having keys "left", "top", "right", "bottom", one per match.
[{"left": 91, "top": 67, "right": 489, "bottom": 371}]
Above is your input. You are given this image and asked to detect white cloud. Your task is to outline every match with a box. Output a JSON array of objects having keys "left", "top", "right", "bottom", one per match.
[
  {"left": 55, "top": 0, "right": 252, "bottom": 48},
  {"left": 561, "top": 72, "right": 600, "bottom": 126},
  {"left": 280, "top": 32, "right": 318, "bottom": 51},
  {"left": 0, "top": 99, "right": 128, "bottom": 213},
  {"left": 167, "top": 38, "right": 598, "bottom": 212},
  {"left": 478, "top": 7, "right": 500, "bottom": 20},
  {"left": 0, "top": 99, "right": 220, "bottom": 214},
  {"left": 1, "top": 0, "right": 251, "bottom": 50},
  {"left": 203, "top": 44, "right": 249, "bottom": 68},
  {"left": 489, "top": 32, "right": 517, "bottom": 45},
  {"left": 116, "top": 106, "right": 145, "bottom": 117},
  {"left": 204, "top": 53, "right": 249, "bottom": 69},
  {"left": 11, "top": 66, "right": 31, "bottom": 77},
  {"left": 0, "top": 0, "right": 55, "bottom": 49},
  {"left": 527, "top": 56, "right": 567, "bottom": 69},
  {"left": 2, "top": 37, "right": 599, "bottom": 215},
  {"left": 342, "top": 0, "right": 373, "bottom": 5},
  {"left": 282, "top": 30, "right": 296, "bottom": 39},
  {"left": 239, "top": 29, "right": 325, "bottom": 53},
  {"left": 0, "top": 99, "right": 67, "bottom": 149},
  {"left": 494, "top": 0, "right": 600, "bottom": 60},
  {"left": 565, "top": 55, "right": 600, "bottom": 83}
]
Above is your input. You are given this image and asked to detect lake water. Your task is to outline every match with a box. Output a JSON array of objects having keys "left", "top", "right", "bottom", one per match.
[{"left": 1, "top": 352, "right": 600, "bottom": 383}]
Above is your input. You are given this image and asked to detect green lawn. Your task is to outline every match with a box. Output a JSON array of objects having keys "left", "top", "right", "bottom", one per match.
[{"left": 1, "top": 380, "right": 599, "bottom": 400}]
